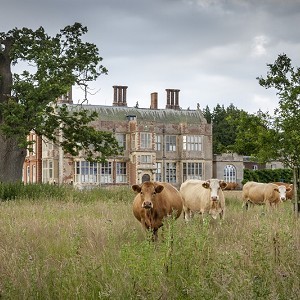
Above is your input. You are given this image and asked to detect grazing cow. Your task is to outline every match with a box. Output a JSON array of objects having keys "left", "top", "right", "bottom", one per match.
[
  {"left": 242, "top": 181, "right": 291, "bottom": 209},
  {"left": 224, "top": 182, "right": 239, "bottom": 190},
  {"left": 272, "top": 182, "right": 294, "bottom": 200},
  {"left": 180, "top": 179, "right": 227, "bottom": 221},
  {"left": 132, "top": 181, "right": 183, "bottom": 241}
]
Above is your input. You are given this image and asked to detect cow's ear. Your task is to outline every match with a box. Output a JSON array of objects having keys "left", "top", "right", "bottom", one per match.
[
  {"left": 220, "top": 181, "right": 227, "bottom": 190},
  {"left": 155, "top": 185, "right": 164, "bottom": 193},
  {"left": 202, "top": 181, "right": 210, "bottom": 189},
  {"left": 132, "top": 185, "right": 141, "bottom": 193},
  {"left": 286, "top": 187, "right": 292, "bottom": 192}
]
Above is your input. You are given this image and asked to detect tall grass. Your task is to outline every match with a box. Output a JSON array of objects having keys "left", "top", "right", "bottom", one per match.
[{"left": 0, "top": 186, "right": 299, "bottom": 299}]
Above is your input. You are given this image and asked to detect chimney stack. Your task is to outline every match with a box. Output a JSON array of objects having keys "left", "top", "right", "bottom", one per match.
[
  {"left": 113, "top": 85, "right": 128, "bottom": 107},
  {"left": 165, "top": 89, "right": 180, "bottom": 110},
  {"left": 150, "top": 92, "right": 158, "bottom": 109},
  {"left": 57, "top": 87, "right": 73, "bottom": 104}
]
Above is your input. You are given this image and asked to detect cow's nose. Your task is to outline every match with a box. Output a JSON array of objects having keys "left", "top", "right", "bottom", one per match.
[
  {"left": 211, "top": 196, "right": 218, "bottom": 202},
  {"left": 142, "top": 201, "right": 153, "bottom": 209}
]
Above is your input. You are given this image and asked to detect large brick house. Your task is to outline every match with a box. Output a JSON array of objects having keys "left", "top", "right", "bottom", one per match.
[{"left": 23, "top": 86, "right": 213, "bottom": 189}]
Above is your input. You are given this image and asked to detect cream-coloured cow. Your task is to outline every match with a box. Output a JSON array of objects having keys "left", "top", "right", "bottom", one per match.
[
  {"left": 272, "top": 182, "right": 294, "bottom": 200},
  {"left": 180, "top": 179, "right": 227, "bottom": 221},
  {"left": 242, "top": 181, "right": 291, "bottom": 209}
]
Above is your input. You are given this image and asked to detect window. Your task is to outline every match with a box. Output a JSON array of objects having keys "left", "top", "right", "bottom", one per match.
[
  {"left": 32, "top": 165, "right": 36, "bottom": 183},
  {"left": 75, "top": 161, "right": 98, "bottom": 183},
  {"left": 141, "top": 155, "right": 151, "bottom": 164},
  {"left": 42, "top": 159, "right": 53, "bottom": 183},
  {"left": 27, "top": 166, "right": 30, "bottom": 183},
  {"left": 100, "top": 162, "right": 112, "bottom": 184},
  {"left": 253, "top": 165, "right": 258, "bottom": 170},
  {"left": 166, "top": 135, "right": 176, "bottom": 152},
  {"left": 116, "top": 162, "right": 127, "bottom": 183},
  {"left": 140, "top": 133, "right": 151, "bottom": 149},
  {"left": 131, "top": 134, "right": 136, "bottom": 150},
  {"left": 156, "top": 162, "right": 162, "bottom": 182},
  {"left": 116, "top": 134, "right": 126, "bottom": 150},
  {"left": 183, "top": 135, "right": 202, "bottom": 151},
  {"left": 166, "top": 162, "right": 176, "bottom": 183},
  {"left": 183, "top": 162, "right": 202, "bottom": 181},
  {"left": 224, "top": 165, "right": 236, "bottom": 182},
  {"left": 155, "top": 135, "right": 162, "bottom": 151}
]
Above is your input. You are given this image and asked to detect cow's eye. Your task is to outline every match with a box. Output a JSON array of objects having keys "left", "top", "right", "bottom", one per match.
[
  {"left": 153, "top": 192, "right": 156, "bottom": 196},
  {"left": 140, "top": 192, "right": 143, "bottom": 195}
]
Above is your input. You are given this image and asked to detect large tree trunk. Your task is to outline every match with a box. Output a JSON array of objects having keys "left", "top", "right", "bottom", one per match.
[
  {"left": 1, "top": 35, "right": 25, "bottom": 182},
  {"left": 0, "top": 134, "right": 26, "bottom": 182}
]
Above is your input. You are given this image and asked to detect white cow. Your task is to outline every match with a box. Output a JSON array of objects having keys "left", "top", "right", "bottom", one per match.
[
  {"left": 180, "top": 179, "right": 227, "bottom": 220},
  {"left": 242, "top": 181, "right": 291, "bottom": 209}
]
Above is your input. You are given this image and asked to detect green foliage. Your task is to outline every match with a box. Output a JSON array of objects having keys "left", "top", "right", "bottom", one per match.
[
  {"left": 242, "top": 168, "right": 293, "bottom": 184},
  {"left": 231, "top": 110, "right": 279, "bottom": 160},
  {"left": 0, "top": 182, "right": 68, "bottom": 201},
  {"left": 257, "top": 53, "right": 300, "bottom": 168},
  {"left": 0, "top": 182, "right": 134, "bottom": 203},
  {"left": 0, "top": 23, "right": 120, "bottom": 164},
  {"left": 204, "top": 103, "right": 251, "bottom": 155}
]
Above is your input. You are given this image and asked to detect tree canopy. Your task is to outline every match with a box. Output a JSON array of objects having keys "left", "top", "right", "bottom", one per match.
[
  {"left": 203, "top": 103, "right": 247, "bottom": 155},
  {"left": 257, "top": 53, "right": 300, "bottom": 169},
  {"left": 0, "top": 23, "right": 121, "bottom": 182}
]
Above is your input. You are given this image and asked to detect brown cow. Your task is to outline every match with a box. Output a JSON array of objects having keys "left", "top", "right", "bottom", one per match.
[
  {"left": 132, "top": 181, "right": 183, "bottom": 241},
  {"left": 242, "top": 181, "right": 291, "bottom": 209},
  {"left": 223, "top": 182, "right": 239, "bottom": 190},
  {"left": 272, "top": 182, "right": 294, "bottom": 200}
]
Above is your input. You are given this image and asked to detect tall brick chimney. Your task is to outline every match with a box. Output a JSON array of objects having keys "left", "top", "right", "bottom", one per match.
[
  {"left": 113, "top": 85, "right": 128, "bottom": 107},
  {"left": 150, "top": 92, "right": 158, "bottom": 109},
  {"left": 165, "top": 89, "right": 180, "bottom": 110}
]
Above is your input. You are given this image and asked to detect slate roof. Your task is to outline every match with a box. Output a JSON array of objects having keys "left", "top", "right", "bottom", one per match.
[{"left": 64, "top": 104, "right": 208, "bottom": 124}]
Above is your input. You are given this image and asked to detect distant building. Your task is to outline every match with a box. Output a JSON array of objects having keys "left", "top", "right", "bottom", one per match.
[
  {"left": 213, "top": 152, "right": 244, "bottom": 186},
  {"left": 22, "top": 132, "right": 43, "bottom": 184},
  {"left": 23, "top": 86, "right": 213, "bottom": 189}
]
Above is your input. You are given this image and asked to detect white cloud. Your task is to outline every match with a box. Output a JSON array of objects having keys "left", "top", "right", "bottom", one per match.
[{"left": 251, "top": 35, "right": 269, "bottom": 57}]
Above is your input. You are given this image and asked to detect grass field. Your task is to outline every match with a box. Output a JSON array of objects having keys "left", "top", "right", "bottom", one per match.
[{"left": 0, "top": 186, "right": 299, "bottom": 299}]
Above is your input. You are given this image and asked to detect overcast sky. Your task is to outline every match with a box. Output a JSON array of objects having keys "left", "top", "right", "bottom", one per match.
[{"left": 1, "top": 0, "right": 300, "bottom": 113}]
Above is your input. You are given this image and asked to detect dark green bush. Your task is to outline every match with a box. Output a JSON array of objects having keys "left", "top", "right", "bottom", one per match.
[{"left": 242, "top": 168, "right": 293, "bottom": 184}]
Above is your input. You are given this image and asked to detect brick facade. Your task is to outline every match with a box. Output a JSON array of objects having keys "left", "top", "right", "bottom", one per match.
[{"left": 23, "top": 87, "right": 213, "bottom": 189}]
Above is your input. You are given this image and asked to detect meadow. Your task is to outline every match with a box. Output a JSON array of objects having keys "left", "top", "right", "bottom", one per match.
[{"left": 0, "top": 185, "right": 299, "bottom": 299}]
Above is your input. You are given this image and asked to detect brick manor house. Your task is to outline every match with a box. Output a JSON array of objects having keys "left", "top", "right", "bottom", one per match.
[
  {"left": 23, "top": 86, "right": 221, "bottom": 189},
  {"left": 23, "top": 86, "right": 285, "bottom": 189}
]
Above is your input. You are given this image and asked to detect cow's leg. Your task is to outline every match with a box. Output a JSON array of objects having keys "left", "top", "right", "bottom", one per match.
[
  {"left": 266, "top": 201, "right": 274, "bottom": 211},
  {"left": 243, "top": 201, "right": 250, "bottom": 210},
  {"left": 183, "top": 206, "right": 191, "bottom": 222},
  {"left": 219, "top": 209, "right": 225, "bottom": 220},
  {"left": 152, "top": 229, "right": 158, "bottom": 242}
]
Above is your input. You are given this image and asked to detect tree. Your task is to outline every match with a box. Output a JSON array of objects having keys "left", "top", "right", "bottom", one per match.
[
  {"left": 0, "top": 23, "right": 121, "bottom": 183},
  {"left": 257, "top": 53, "right": 300, "bottom": 214},
  {"left": 232, "top": 109, "right": 278, "bottom": 160},
  {"left": 208, "top": 103, "right": 245, "bottom": 154}
]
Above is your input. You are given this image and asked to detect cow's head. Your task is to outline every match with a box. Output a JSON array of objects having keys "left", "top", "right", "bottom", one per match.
[
  {"left": 202, "top": 179, "right": 227, "bottom": 202},
  {"left": 132, "top": 181, "right": 164, "bottom": 209},
  {"left": 274, "top": 185, "right": 291, "bottom": 202}
]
